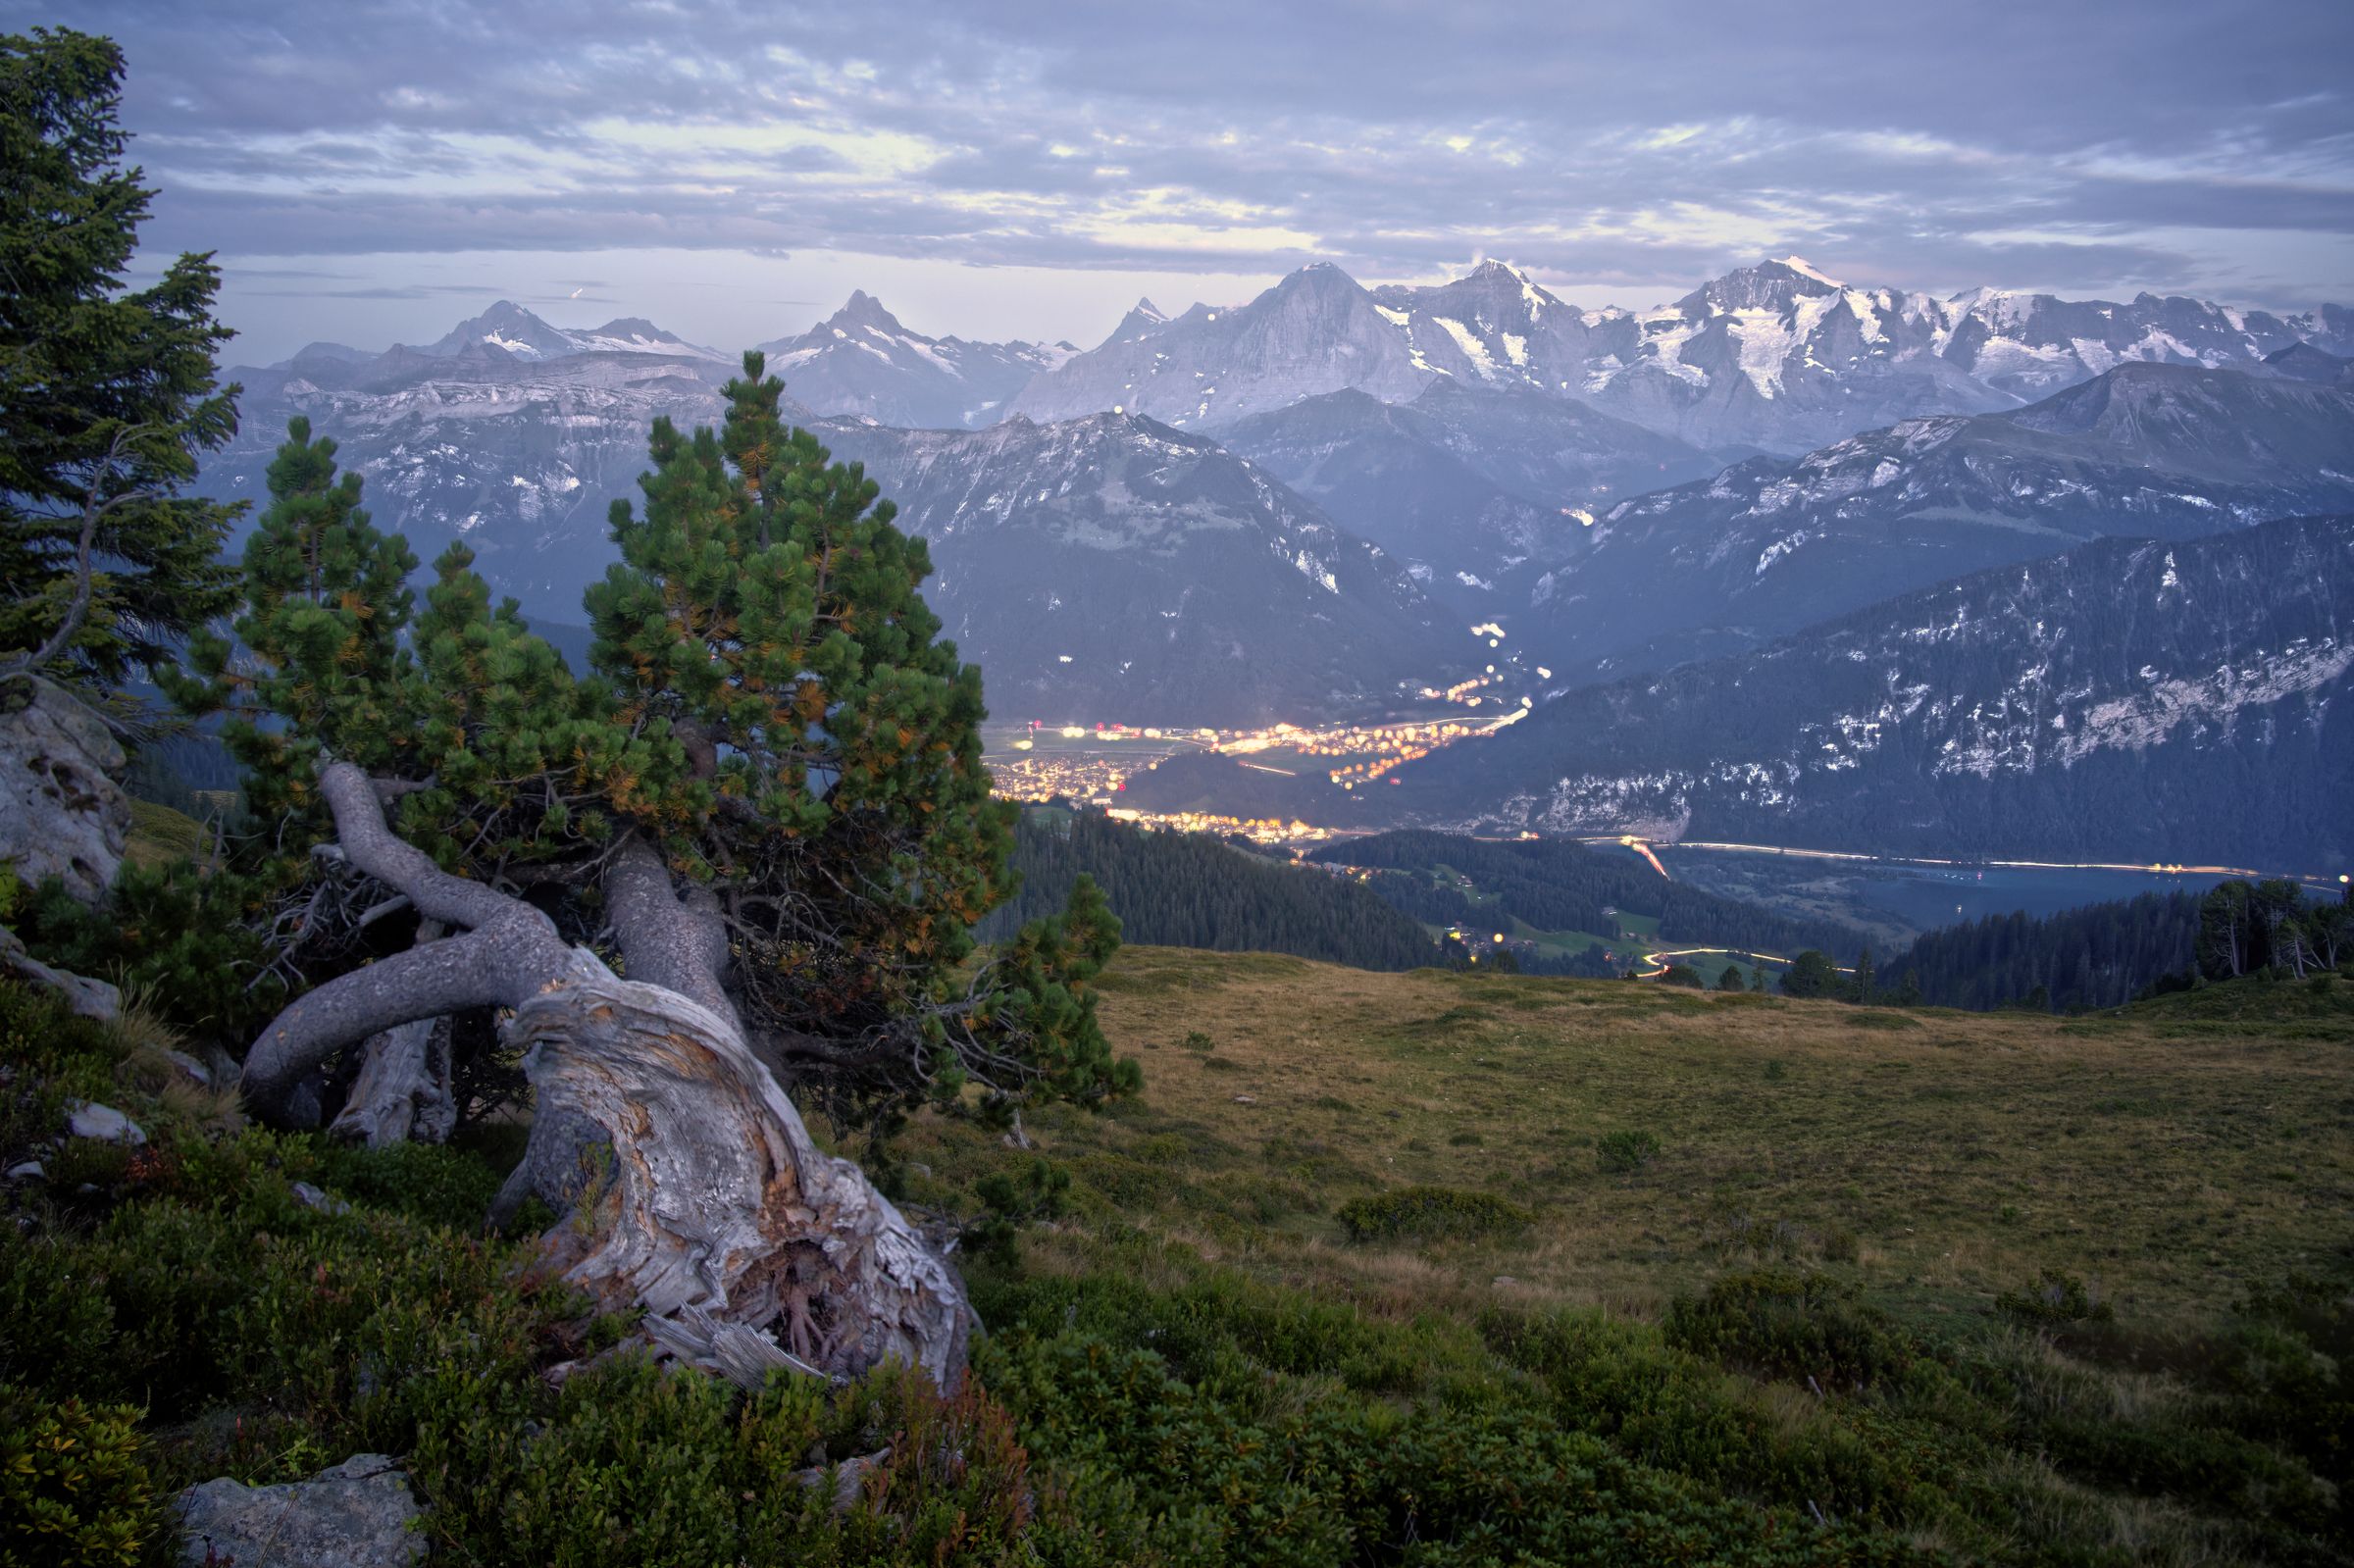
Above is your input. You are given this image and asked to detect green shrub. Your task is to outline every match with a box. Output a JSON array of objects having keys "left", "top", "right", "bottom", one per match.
[
  {"left": 1665, "top": 1272, "right": 1920, "bottom": 1392},
  {"left": 1658, "top": 964, "right": 1705, "bottom": 988},
  {"left": 1996, "top": 1269, "right": 2115, "bottom": 1325},
  {"left": 0, "top": 1385, "right": 163, "bottom": 1568},
  {"left": 1595, "top": 1129, "right": 1661, "bottom": 1174},
  {"left": 1334, "top": 1185, "right": 1530, "bottom": 1244},
  {"left": 1479, "top": 1307, "right": 1962, "bottom": 1529},
  {"left": 412, "top": 1354, "right": 1067, "bottom": 1566}
]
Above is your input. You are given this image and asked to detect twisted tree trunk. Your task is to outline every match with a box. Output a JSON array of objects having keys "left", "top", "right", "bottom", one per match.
[
  {"left": 327, "top": 1016, "right": 455, "bottom": 1147},
  {"left": 239, "top": 761, "right": 973, "bottom": 1389}
]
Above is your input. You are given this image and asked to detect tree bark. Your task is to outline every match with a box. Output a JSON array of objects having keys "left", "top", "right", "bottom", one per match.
[
  {"left": 240, "top": 762, "right": 974, "bottom": 1388},
  {"left": 327, "top": 1017, "right": 456, "bottom": 1146},
  {"left": 513, "top": 963, "right": 970, "bottom": 1389}
]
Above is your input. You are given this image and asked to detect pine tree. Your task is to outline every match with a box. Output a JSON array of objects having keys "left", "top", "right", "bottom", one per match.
[
  {"left": 180, "top": 358, "right": 1131, "bottom": 1386},
  {"left": 0, "top": 28, "right": 241, "bottom": 684}
]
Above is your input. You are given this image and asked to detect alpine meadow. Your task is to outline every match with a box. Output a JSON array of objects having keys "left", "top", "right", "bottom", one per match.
[{"left": 3, "top": 9, "right": 2352, "bottom": 1568}]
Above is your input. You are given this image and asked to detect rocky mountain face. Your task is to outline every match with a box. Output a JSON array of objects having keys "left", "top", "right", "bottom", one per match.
[
  {"left": 204, "top": 342, "right": 755, "bottom": 616},
  {"left": 1217, "top": 380, "right": 1737, "bottom": 608},
  {"left": 1501, "top": 363, "right": 2354, "bottom": 684},
  {"left": 1007, "top": 263, "right": 1434, "bottom": 429},
  {"left": 755, "top": 291, "right": 1076, "bottom": 430},
  {"left": 809, "top": 413, "right": 1469, "bottom": 725},
  {"left": 1008, "top": 258, "right": 2350, "bottom": 455},
  {"left": 2263, "top": 342, "right": 2354, "bottom": 386},
  {"left": 1384, "top": 514, "right": 2354, "bottom": 868}
]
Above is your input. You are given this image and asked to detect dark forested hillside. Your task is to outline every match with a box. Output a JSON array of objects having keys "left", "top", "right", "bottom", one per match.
[
  {"left": 1390, "top": 514, "right": 2354, "bottom": 868},
  {"left": 1312, "top": 831, "right": 1866, "bottom": 960},
  {"left": 1882, "top": 892, "right": 2203, "bottom": 1011},
  {"left": 979, "top": 808, "right": 1440, "bottom": 970}
]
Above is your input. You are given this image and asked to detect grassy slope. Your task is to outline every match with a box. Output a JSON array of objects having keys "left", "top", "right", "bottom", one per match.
[
  {"left": 905, "top": 950, "right": 2350, "bottom": 1329},
  {"left": 8, "top": 945, "right": 2349, "bottom": 1564},
  {"left": 123, "top": 799, "right": 206, "bottom": 870}
]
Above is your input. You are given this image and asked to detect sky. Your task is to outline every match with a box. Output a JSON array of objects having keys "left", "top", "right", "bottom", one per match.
[{"left": 25, "top": 0, "right": 2354, "bottom": 365}]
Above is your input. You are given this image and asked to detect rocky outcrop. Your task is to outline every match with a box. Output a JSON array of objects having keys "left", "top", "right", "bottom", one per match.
[
  {"left": 0, "top": 925, "right": 122, "bottom": 1021},
  {"left": 175, "top": 1453, "right": 426, "bottom": 1568},
  {"left": 0, "top": 676, "right": 129, "bottom": 905}
]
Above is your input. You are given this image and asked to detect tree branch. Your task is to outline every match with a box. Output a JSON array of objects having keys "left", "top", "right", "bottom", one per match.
[
  {"left": 240, "top": 759, "right": 572, "bottom": 1124},
  {"left": 604, "top": 834, "right": 734, "bottom": 1022},
  {"left": 0, "top": 424, "right": 162, "bottom": 681}
]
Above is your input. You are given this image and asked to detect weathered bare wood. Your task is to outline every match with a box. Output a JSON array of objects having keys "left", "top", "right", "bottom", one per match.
[
  {"left": 643, "top": 1301, "right": 825, "bottom": 1389},
  {"left": 513, "top": 967, "right": 971, "bottom": 1390},
  {"left": 328, "top": 1016, "right": 455, "bottom": 1146},
  {"left": 240, "top": 758, "right": 974, "bottom": 1390}
]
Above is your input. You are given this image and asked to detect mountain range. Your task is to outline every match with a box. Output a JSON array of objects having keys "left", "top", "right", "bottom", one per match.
[
  {"left": 204, "top": 261, "right": 2354, "bottom": 741},
  {"left": 1128, "top": 514, "right": 2354, "bottom": 866},
  {"left": 1383, "top": 511, "right": 2354, "bottom": 866},
  {"left": 1216, "top": 379, "right": 1740, "bottom": 606},
  {"left": 1498, "top": 362, "right": 2354, "bottom": 682},
  {"left": 1010, "top": 256, "right": 2353, "bottom": 454},
  {"left": 808, "top": 414, "right": 1468, "bottom": 724}
]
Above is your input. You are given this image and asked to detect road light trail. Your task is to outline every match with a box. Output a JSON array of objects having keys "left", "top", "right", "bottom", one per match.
[{"left": 1589, "top": 836, "right": 2339, "bottom": 889}]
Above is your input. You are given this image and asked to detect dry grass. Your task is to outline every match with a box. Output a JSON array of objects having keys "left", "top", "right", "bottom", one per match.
[{"left": 902, "top": 947, "right": 2354, "bottom": 1331}]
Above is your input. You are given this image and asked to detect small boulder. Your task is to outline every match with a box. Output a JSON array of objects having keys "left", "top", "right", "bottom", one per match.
[
  {"left": 66, "top": 1099, "right": 145, "bottom": 1146},
  {"left": 165, "top": 1049, "right": 214, "bottom": 1087},
  {"left": 291, "top": 1182, "right": 351, "bottom": 1215},
  {"left": 5, "top": 1160, "right": 43, "bottom": 1183},
  {"left": 0, "top": 926, "right": 121, "bottom": 1023},
  {"left": 176, "top": 1453, "right": 425, "bottom": 1568}
]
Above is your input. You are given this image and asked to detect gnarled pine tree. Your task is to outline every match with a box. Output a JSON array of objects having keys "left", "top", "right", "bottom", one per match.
[{"left": 190, "top": 362, "right": 1129, "bottom": 1389}]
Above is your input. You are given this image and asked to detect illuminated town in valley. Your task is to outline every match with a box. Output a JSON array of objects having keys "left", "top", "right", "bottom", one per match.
[{"left": 978, "top": 623, "right": 1540, "bottom": 841}]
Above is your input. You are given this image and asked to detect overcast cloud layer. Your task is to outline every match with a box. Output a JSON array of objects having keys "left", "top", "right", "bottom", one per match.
[{"left": 23, "top": 0, "right": 2354, "bottom": 362}]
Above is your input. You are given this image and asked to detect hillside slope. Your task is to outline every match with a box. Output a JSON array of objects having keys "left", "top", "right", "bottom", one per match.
[
  {"left": 1389, "top": 513, "right": 2354, "bottom": 866},
  {"left": 811, "top": 412, "right": 1469, "bottom": 724},
  {"left": 1504, "top": 363, "right": 2354, "bottom": 681}
]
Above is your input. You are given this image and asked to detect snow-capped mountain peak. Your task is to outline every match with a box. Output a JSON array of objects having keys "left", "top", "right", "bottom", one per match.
[
  {"left": 419, "top": 301, "right": 726, "bottom": 363},
  {"left": 753, "top": 292, "right": 1078, "bottom": 430},
  {"left": 1776, "top": 255, "right": 1844, "bottom": 287}
]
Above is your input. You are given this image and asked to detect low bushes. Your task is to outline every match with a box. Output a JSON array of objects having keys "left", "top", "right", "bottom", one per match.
[
  {"left": 1334, "top": 1185, "right": 1530, "bottom": 1244},
  {"left": 0, "top": 1386, "right": 162, "bottom": 1568},
  {"left": 1995, "top": 1269, "right": 2114, "bottom": 1325},
  {"left": 1664, "top": 1271, "right": 1919, "bottom": 1392},
  {"left": 1594, "top": 1129, "right": 1661, "bottom": 1174}
]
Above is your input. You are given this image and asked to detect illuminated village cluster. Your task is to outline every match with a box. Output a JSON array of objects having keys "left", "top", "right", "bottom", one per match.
[{"left": 982, "top": 623, "right": 1539, "bottom": 829}]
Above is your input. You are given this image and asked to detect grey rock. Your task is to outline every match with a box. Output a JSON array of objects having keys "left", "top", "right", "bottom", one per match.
[
  {"left": 424, "top": 299, "right": 728, "bottom": 364},
  {"left": 66, "top": 1100, "right": 146, "bottom": 1146},
  {"left": 0, "top": 926, "right": 122, "bottom": 1022},
  {"left": 165, "top": 1049, "right": 214, "bottom": 1087},
  {"left": 290, "top": 1182, "right": 351, "bottom": 1215},
  {"left": 0, "top": 676, "right": 128, "bottom": 906},
  {"left": 6, "top": 1160, "right": 43, "bottom": 1182},
  {"left": 176, "top": 1453, "right": 425, "bottom": 1568}
]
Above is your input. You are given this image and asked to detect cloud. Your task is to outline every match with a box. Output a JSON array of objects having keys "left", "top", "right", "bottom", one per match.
[{"left": 25, "top": 0, "right": 2349, "bottom": 320}]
